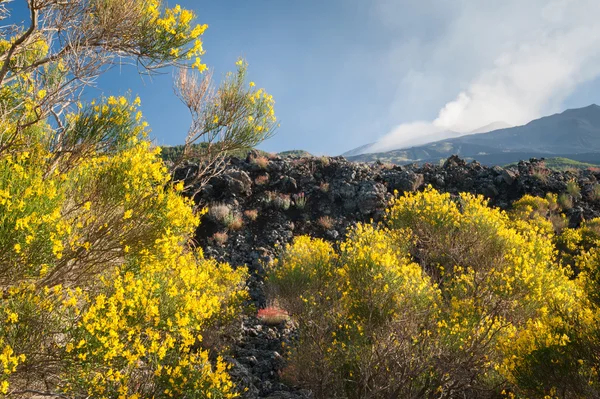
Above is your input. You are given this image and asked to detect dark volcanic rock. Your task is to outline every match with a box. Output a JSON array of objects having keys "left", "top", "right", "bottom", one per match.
[
  {"left": 381, "top": 169, "right": 424, "bottom": 192},
  {"left": 275, "top": 176, "right": 298, "bottom": 193},
  {"left": 443, "top": 154, "right": 467, "bottom": 169},
  {"left": 356, "top": 181, "right": 387, "bottom": 215},
  {"left": 502, "top": 169, "right": 519, "bottom": 185},
  {"left": 212, "top": 170, "right": 253, "bottom": 198}
]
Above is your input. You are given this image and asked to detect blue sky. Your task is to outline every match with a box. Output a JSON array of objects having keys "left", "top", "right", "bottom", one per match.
[
  {"left": 8, "top": 0, "right": 600, "bottom": 155},
  {"left": 95, "top": 0, "right": 399, "bottom": 155}
]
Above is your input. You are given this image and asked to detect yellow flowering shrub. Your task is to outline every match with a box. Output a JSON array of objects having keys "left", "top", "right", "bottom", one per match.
[
  {"left": 269, "top": 226, "right": 440, "bottom": 397},
  {"left": 0, "top": 1, "right": 280, "bottom": 396},
  {"left": 270, "top": 187, "right": 584, "bottom": 398},
  {"left": 172, "top": 58, "right": 279, "bottom": 192},
  {"left": 510, "top": 193, "right": 565, "bottom": 234},
  {"left": 0, "top": 97, "right": 247, "bottom": 397},
  {"left": 138, "top": 1, "right": 209, "bottom": 70},
  {"left": 508, "top": 216, "right": 600, "bottom": 398}
]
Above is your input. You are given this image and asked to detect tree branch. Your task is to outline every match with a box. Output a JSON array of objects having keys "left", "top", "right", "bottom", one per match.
[{"left": 0, "top": 0, "right": 38, "bottom": 85}]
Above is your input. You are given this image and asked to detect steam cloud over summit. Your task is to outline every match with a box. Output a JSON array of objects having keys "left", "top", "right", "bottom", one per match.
[{"left": 367, "top": 0, "right": 600, "bottom": 154}]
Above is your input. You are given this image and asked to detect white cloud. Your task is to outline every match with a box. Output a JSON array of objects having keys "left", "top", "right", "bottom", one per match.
[{"left": 367, "top": 0, "right": 600, "bottom": 153}]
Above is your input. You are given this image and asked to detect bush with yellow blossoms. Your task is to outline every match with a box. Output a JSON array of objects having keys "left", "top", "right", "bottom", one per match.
[
  {"left": 507, "top": 213, "right": 600, "bottom": 399},
  {"left": 269, "top": 187, "right": 592, "bottom": 399},
  {"left": 0, "top": 1, "right": 282, "bottom": 397},
  {"left": 0, "top": 94, "right": 249, "bottom": 397}
]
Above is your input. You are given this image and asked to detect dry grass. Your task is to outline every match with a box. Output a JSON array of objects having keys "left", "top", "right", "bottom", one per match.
[
  {"left": 293, "top": 192, "right": 307, "bottom": 209},
  {"left": 257, "top": 306, "right": 289, "bottom": 326},
  {"left": 255, "top": 174, "right": 269, "bottom": 185},
  {"left": 317, "top": 216, "right": 334, "bottom": 230},
  {"left": 209, "top": 203, "right": 243, "bottom": 230},
  {"left": 212, "top": 231, "right": 228, "bottom": 246},
  {"left": 244, "top": 209, "right": 259, "bottom": 221},
  {"left": 263, "top": 191, "right": 276, "bottom": 204},
  {"left": 531, "top": 167, "right": 550, "bottom": 182},
  {"left": 274, "top": 194, "right": 291, "bottom": 210},
  {"left": 558, "top": 193, "right": 573, "bottom": 210},
  {"left": 250, "top": 155, "right": 270, "bottom": 169},
  {"left": 592, "top": 184, "right": 600, "bottom": 201},
  {"left": 226, "top": 214, "right": 244, "bottom": 230},
  {"left": 566, "top": 180, "right": 581, "bottom": 198},
  {"left": 208, "top": 203, "right": 232, "bottom": 222}
]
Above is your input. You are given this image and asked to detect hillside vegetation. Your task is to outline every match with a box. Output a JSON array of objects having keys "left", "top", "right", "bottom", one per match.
[{"left": 505, "top": 157, "right": 600, "bottom": 171}]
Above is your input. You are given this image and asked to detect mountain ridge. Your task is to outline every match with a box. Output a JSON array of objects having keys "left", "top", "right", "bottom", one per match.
[{"left": 346, "top": 104, "right": 600, "bottom": 165}]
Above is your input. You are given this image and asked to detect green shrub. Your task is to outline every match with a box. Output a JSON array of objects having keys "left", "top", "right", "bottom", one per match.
[
  {"left": 293, "top": 192, "right": 307, "bottom": 209},
  {"left": 567, "top": 179, "right": 581, "bottom": 198},
  {"left": 273, "top": 194, "right": 291, "bottom": 210},
  {"left": 592, "top": 183, "right": 600, "bottom": 201},
  {"left": 558, "top": 193, "right": 574, "bottom": 210}
]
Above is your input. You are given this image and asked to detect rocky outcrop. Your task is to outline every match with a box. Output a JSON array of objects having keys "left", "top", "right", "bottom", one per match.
[{"left": 176, "top": 154, "right": 600, "bottom": 398}]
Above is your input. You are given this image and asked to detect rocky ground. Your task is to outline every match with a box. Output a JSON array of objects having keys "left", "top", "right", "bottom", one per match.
[{"left": 176, "top": 154, "right": 600, "bottom": 398}]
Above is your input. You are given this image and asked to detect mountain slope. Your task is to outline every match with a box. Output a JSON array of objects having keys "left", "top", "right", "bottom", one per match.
[
  {"left": 347, "top": 104, "right": 600, "bottom": 165},
  {"left": 342, "top": 142, "right": 376, "bottom": 157}
]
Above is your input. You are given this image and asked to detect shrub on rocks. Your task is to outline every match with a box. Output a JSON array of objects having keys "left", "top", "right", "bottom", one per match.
[
  {"left": 0, "top": 113, "right": 248, "bottom": 397},
  {"left": 268, "top": 187, "right": 588, "bottom": 399},
  {"left": 0, "top": 1, "right": 267, "bottom": 395}
]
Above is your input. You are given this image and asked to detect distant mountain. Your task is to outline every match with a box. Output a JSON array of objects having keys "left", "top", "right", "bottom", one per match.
[
  {"left": 342, "top": 142, "right": 376, "bottom": 157},
  {"left": 343, "top": 122, "right": 511, "bottom": 157},
  {"left": 347, "top": 104, "right": 600, "bottom": 166},
  {"left": 343, "top": 129, "right": 464, "bottom": 156}
]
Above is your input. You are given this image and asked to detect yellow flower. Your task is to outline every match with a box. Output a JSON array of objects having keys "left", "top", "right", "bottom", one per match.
[
  {"left": 192, "top": 57, "right": 206, "bottom": 71},
  {"left": 5, "top": 310, "right": 18, "bottom": 324}
]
